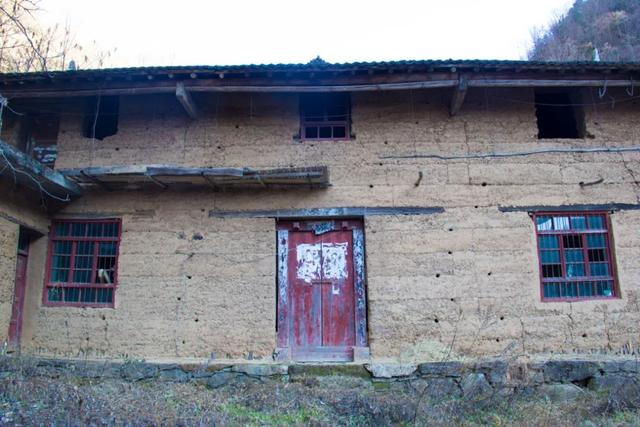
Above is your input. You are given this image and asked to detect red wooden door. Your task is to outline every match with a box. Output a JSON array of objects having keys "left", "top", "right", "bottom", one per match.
[
  {"left": 8, "top": 251, "right": 28, "bottom": 346},
  {"left": 286, "top": 223, "right": 356, "bottom": 361}
]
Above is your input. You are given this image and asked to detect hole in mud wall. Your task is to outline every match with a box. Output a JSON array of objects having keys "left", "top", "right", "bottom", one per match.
[
  {"left": 83, "top": 96, "right": 119, "bottom": 140},
  {"left": 535, "top": 90, "right": 585, "bottom": 139}
]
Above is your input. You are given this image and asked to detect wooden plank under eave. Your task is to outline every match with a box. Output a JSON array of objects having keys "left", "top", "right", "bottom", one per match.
[
  {"left": 175, "top": 82, "right": 199, "bottom": 119},
  {"left": 449, "top": 78, "right": 468, "bottom": 116},
  {"left": 0, "top": 139, "right": 82, "bottom": 197}
]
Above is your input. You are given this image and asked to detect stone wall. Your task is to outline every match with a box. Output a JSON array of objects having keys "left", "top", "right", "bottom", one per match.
[
  {"left": 2, "top": 356, "right": 639, "bottom": 410},
  {"left": 13, "top": 86, "right": 640, "bottom": 360}
]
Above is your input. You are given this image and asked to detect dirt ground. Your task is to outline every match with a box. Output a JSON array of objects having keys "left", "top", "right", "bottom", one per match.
[{"left": 0, "top": 368, "right": 639, "bottom": 427}]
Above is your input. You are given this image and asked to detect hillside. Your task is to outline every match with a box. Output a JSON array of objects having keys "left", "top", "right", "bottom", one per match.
[{"left": 529, "top": 0, "right": 640, "bottom": 61}]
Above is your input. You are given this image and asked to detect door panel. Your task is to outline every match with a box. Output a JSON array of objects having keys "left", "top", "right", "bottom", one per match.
[
  {"left": 286, "top": 225, "right": 356, "bottom": 359},
  {"left": 289, "top": 231, "right": 323, "bottom": 348},
  {"left": 320, "top": 231, "right": 355, "bottom": 347}
]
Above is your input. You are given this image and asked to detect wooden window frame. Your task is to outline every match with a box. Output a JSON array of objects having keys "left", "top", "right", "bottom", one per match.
[
  {"left": 299, "top": 93, "right": 351, "bottom": 141},
  {"left": 43, "top": 219, "right": 121, "bottom": 308},
  {"left": 533, "top": 212, "right": 619, "bottom": 302}
]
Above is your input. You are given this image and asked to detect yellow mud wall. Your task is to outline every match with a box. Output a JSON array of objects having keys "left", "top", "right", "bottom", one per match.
[{"left": 17, "top": 87, "right": 640, "bottom": 360}]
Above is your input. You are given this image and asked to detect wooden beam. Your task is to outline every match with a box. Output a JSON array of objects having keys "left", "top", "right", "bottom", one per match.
[
  {"left": 175, "top": 82, "right": 198, "bottom": 119},
  {"left": 498, "top": 203, "right": 640, "bottom": 213},
  {"left": 2, "top": 75, "right": 636, "bottom": 98},
  {"left": 0, "top": 210, "right": 48, "bottom": 235},
  {"left": 2, "top": 80, "right": 459, "bottom": 98},
  {"left": 466, "top": 79, "right": 635, "bottom": 88},
  {"left": 449, "top": 78, "right": 468, "bottom": 116},
  {"left": 209, "top": 206, "right": 445, "bottom": 218}
]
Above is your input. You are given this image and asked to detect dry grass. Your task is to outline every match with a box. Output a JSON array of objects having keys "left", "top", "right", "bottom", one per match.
[{"left": 0, "top": 368, "right": 639, "bottom": 426}]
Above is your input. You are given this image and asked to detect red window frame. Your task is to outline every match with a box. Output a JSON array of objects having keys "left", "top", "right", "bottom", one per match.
[
  {"left": 533, "top": 212, "right": 619, "bottom": 302},
  {"left": 43, "top": 219, "right": 121, "bottom": 308},
  {"left": 300, "top": 93, "right": 351, "bottom": 141}
]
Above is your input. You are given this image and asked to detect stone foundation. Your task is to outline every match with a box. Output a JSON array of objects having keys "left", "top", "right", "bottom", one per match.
[{"left": 3, "top": 356, "right": 638, "bottom": 406}]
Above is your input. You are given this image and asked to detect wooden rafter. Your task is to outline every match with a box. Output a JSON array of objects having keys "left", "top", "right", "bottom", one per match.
[
  {"left": 175, "top": 82, "right": 198, "bottom": 119},
  {"left": 449, "top": 78, "right": 468, "bottom": 116}
]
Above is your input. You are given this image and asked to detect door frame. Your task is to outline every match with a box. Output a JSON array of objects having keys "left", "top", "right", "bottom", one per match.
[
  {"left": 8, "top": 228, "right": 31, "bottom": 349},
  {"left": 275, "top": 218, "right": 369, "bottom": 361}
]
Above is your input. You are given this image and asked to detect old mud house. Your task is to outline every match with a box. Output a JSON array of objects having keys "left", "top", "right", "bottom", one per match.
[{"left": 0, "top": 60, "right": 639, "bottom": 363}]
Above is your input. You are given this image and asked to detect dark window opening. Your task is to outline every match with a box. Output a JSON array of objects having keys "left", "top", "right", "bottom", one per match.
[
  {"left": 10, "top": 113, "right": 60, "bottom": 168},
  {"left": 44, "top": 219, "right": 121, "bottom": 307},
  {"left": 534, "top": 212, "right": 617, "bottom": 301},
  {"left": 535, "top": 91, "right": 585, "bottom": 139},
  {"left": 83, "top": 96, "right": 119, "bottom": 140},
  {"left": 300, "top": 93, "right": 350, "bottom": 141}
]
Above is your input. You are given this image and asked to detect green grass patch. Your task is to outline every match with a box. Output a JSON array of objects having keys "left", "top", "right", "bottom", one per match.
[{"left": 222, "top": 403, "right": 323, "bottom": 426}]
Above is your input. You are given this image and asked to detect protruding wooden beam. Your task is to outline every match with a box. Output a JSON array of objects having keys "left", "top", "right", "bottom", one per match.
[
  {"left": 449, "top": 78, "right": 468, "bottom": 116},
  {"left": 175, "top": 81, "right": 198, "bottom": 119}
]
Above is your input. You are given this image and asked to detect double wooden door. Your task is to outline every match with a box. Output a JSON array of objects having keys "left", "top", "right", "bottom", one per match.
[{"left": 277, "top": 220, "right": 367, "bottom": 361}]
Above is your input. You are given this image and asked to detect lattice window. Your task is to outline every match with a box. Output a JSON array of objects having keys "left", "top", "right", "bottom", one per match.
[
  {"left": 44, "top": 219, "right": 121, "bottom": 307},
  {"left": 300, "top": 93, "right": 350, "bottom": 140},
  {"left": 534, "top": 212, "right": 618, "bottom": 301}
]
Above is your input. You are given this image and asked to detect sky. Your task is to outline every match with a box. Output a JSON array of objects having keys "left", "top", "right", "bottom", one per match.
[{"left": 39, "top": 0, "right": 574, "bottom": 67}]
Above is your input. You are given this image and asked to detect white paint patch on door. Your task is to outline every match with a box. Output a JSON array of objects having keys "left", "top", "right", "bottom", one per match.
[
  {"left": 296, "top": 242, "right": 349, "bottom": 283},
  {"left": 296, "top": 243, "right": 321, "bottom": 283},
  {"left": 322, "top": 243, "right": 348, "bottom": 280}
]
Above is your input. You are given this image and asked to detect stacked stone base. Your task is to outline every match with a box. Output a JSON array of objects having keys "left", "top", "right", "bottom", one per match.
[{"left": 1, "top": 357, "right": 638, "bottom": 407}]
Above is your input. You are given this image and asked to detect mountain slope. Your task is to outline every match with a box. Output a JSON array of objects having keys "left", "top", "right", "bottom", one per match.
[{"left": 529, "top": 0, "right": 640, "bottom": 61}]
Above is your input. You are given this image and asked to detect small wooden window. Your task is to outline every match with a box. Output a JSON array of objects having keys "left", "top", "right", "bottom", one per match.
[
  {"left": 300, "top": 93, "right": 350, "bottom": 140},
  {"left": 534, "top": 212, "right": 618, "bottom": 301},
  {"left": 44, "top": 219, "right": 121, "bottom": 307}
]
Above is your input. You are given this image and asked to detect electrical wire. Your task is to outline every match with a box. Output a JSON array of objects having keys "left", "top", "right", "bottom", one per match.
[
  {"left": 0, "top": 149, "right": 71, "bottom": 202},
  {"left": 380, "top": 145, "right": 640, "bottom": 160}
]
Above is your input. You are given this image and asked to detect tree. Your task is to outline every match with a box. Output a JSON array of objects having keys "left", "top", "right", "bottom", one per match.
[
  {"left": 0, "top": 0, "right": 112, "bottom": 73},
  {"left": 528, "top": 0, "right": 640, "bottom": 61}
]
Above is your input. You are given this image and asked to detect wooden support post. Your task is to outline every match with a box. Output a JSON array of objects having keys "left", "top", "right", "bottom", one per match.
[
  {"left": 175, "top": 82, "right": 198, "bottom": 119},
  {"left": 450, "top": 78, "right": 468, "bottom": 116}
]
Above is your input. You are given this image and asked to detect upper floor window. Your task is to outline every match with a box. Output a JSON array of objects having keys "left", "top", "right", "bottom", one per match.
[
  {"left": 300, "top": 93, "right": 350, "bottom": 140},
  {"left": 535, "top": 90, "right": 585, "bottom": 139},
  {"left": 26, "top": 114, "right": 60, "bottom": 167},
  {"left": 44, "top": 219, "right": 121, "bottom": 307},
  {"left": 83, "top": 96, "right": 119, "bottom": 140},
  {"left": 0, "top": 111, "right": 59, "bottom": 168},
  {"left": 534, "top": 212, "right": 617, "bottom": 301}
]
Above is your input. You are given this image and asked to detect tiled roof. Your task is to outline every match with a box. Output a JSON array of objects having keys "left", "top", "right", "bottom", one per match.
[{"left": 2, "top": 58, "right": 640, "bottom": 80}]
